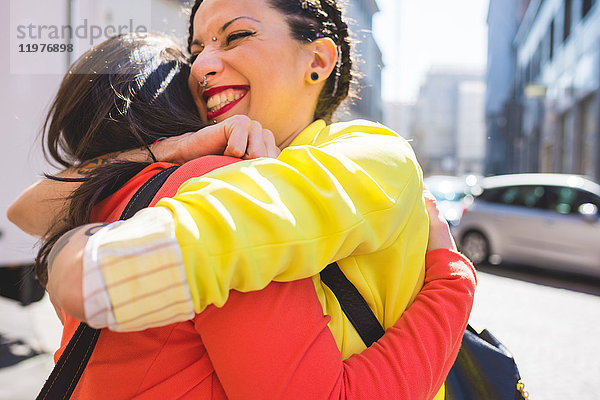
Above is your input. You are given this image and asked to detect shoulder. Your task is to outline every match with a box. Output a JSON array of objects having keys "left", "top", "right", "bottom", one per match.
[
  {"left": 92, "top": 162, "right": 176, "bottom": 221},
  {"left": 155, "top": 156, "right": 242, "bottom": 202},
  {"left": 318, "top": 119, "right": 404, "bottom": 141},
  {"left": 311, "top": 120, "right": 418, "bottom": 166}
]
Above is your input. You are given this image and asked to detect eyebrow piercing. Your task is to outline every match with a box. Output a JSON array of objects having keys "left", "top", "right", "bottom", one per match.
[{"left": 212, "top": 36, "right": 218, "bottom": 41}]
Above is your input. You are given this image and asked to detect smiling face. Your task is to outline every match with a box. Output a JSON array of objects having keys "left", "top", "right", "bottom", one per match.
[{"left": 188, "top": 0, "right": 328, "bottom": 146}]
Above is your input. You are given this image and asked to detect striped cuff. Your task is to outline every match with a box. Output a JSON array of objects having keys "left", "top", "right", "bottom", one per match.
[{"left": 82, "top": 207, "right": 194, "bottom": 332}]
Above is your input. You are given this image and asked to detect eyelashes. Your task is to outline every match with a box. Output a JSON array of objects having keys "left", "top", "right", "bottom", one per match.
[
  {"left": 225, "top": 31, "right": 256, "bottom": 45},
  {"left": 188, "top": 31, "right": 256, "bottom": 64}
]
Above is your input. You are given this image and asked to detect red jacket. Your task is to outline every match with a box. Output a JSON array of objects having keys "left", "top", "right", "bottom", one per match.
[{"left": 55, "top": 156, "right": 476, "bottom": 399}]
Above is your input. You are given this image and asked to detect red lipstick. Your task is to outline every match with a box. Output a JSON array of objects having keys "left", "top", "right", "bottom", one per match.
[{"left": 203, "top": 85, "right": 249, "bottom": 120}]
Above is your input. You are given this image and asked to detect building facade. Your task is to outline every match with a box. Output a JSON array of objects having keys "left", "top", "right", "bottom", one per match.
[
  {"left": 487, "top": 0, "right": 600, "bottom": 181},
  {"left": 383, "top": 101, "right": 414, "bottom": 139},
  {"left": 485, "top": 0, "right": 520, "bottom": 175},
  {"left": 411, "top": 67, "right": 486, "bottom": 176},
  {"left": 338, "top": 0, "right": 383, "bottom": 122}
]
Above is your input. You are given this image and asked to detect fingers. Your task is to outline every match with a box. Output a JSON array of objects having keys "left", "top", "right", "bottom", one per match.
[
  {"left": 243, "top": 121, "right": 269, "bottom": 159},
  {"left": 224, "top": 126, "right": 249, "bottom": 158},
  {"left": 262, "top": 129, "right": 281, "bottom": 159},
  {"left": 221, "top": 115, "right": 280, "bottom": 159},
  {"left": 424, "top": 189, "right": 457, "bottom": 252}
]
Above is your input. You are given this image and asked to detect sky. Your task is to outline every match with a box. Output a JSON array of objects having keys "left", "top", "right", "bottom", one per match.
[{"left": 373, "top": 0, "right": 490, "bottom": 103}]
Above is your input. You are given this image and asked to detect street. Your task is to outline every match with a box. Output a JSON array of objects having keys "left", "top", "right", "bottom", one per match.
[
  {"left": 469, "top": 264, "right": 600, "bottom": 399},
  {"left": 1, "top": 264, "right": 599, "bottom": 399}
]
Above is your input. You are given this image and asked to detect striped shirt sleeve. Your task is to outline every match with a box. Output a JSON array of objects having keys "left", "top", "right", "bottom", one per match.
[{"left": 82, "top": 207, "right": 193, "bottom": 332}]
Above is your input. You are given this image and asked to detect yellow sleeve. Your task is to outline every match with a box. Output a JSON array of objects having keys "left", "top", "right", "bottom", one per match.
[{"left": 156, "top": 125, "right": 425, "bottom": 312}]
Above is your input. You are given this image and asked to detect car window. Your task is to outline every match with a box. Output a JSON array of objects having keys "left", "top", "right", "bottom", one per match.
[
  {"left": 478, "top": 187, "right": 503, "bottom": 203},
  {"left": 480, "top": 185, "right": 546, "bottom": 208},
  {"left": 521, "top": 186, "right": 546, "bottom": 208},
  {"left": 544, "top": 186, "right": 576, "bottom": 214},
  {"left": 500, "top": 187, "right": 520, "bottom": 205},
  {"left": 574, "top": 190, "right": 600, "bottom": 210},
  {"left": 542, "top": 186, "right": 600, "bottom": 214}
]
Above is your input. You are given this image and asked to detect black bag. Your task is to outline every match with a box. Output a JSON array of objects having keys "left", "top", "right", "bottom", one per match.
[
  {"left": 445, "top": 326, "right": 527, "bottom": 400},
  {"left": 320, "top": 262, "right": 529, "bottom": 400},
  {"left": 0, "top": 264, "right": 45, "bottom": 306},
  {"left": 37, "top": 166, "right": 178, "bottom": 400}
]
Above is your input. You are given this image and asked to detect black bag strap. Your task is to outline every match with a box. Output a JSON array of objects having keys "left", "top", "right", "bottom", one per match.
[
  {"left": 37, "top": 166, "right": 179, "bottom": 400},
  {"left": 320, "top": 262, "right": 385, "bottom": 347},
  {"left": 323, "top": 262, "right": 526, "bottom": 399},
  {"left": 119, "top": 166, "right": 179, "bottom": 220}
]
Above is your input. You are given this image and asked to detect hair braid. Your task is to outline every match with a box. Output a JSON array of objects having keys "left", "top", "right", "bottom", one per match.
[
  {"left": 313, "top": 0, "right": 352, "bottom": 121},
  {"left": 187, "top": 1, "right": 204, "bottom": 53}
]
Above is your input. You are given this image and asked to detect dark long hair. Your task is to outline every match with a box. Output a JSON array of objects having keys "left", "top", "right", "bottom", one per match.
[
  {"left": 187, "top": 0, "right": 353, "bottom": 123},
  {"left": 36, "top": 32, "right": 205, "bottom": 286}
]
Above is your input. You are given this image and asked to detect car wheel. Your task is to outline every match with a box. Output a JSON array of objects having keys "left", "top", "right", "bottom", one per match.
[{"left": 461, "top": 231, "right": 490, "bottom": 265}]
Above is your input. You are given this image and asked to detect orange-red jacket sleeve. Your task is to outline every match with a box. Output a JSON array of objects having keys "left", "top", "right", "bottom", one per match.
[{"left": 195, "top": 249, "right": 476, "bottom": 399}]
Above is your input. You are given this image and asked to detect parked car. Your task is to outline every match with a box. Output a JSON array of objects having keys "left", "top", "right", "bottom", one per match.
[
  {"left": 424, "top": 175, "right": 478, "bottom": 226},
  {"left": 454, "top": 173, "right": 600, "bottom": 277}
]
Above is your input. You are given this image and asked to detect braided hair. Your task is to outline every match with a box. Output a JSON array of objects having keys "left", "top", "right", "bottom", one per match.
[{"left": 187, "top": 0, "right": 353, "bottom": 122}]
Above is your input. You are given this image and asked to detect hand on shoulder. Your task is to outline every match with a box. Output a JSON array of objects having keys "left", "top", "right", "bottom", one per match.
[{"left": 155, "top": 115, "right": 280, "bottom": 164}]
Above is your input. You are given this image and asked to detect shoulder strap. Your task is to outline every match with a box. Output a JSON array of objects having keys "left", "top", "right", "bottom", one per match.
[
  {"left": 320, "top": 262, "right": 385, "bottom": 347},
  {"left": 37, "top": 166, "right": 179, "bottom": 400},
  {"left": 119, "top": 166, "right": 179, "bottom": 220}
]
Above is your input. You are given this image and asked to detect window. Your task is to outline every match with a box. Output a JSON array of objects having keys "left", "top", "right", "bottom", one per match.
[
  {"left": 549, "top": 19, "right": 554, "bottom": 60},
  {"left": 575, "top": 190, "right": 600, "bottom": 209},
  {"left": 481, "top": 185, "right": 546, "bottom": 208},
  {"left": 501, "top": 187, "right": 521, "bottom": 205},
  {"left": 478, "top": 187, "right": 505, "bottom": 203},
  {"left": 583, "top": 0, "right": 595, "bottom": 18},
  {"left": 560, "top": 111, "right": 574, "bottom": 173},
  {"left": 532, "top": 43, "right": 542, "bottom": 79},
  {"left": 578, "top": 96, "right": 597, "bottom": 176},
  {"left": 522, "top": 186, "right": 546, "bottom": 208},
  {"left": 543, "top": 186, "right": 600, "bottom": 214},
  {"left": 563, "top": 0, "right": 572, "bottom": 42}
]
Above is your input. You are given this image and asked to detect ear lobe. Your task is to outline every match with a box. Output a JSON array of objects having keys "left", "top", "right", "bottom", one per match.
[{"left": 306, "top": 37, "right": 338, "bottom": 84}]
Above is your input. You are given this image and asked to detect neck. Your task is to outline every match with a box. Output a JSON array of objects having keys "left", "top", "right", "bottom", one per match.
[{"left": 277, "top": 115, "right": 317, "bottom": 150}]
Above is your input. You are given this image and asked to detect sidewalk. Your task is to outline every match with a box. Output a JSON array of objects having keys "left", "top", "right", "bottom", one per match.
[{"left": 0, "top": 294, "right": 62, "bottom": 400}]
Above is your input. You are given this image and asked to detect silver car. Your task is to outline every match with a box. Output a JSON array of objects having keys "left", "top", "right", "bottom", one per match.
[{"left": 454, "top": 174, "right": 600, "bottom": 277}]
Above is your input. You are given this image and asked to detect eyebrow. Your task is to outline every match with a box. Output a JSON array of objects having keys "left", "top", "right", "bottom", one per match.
[
  {"left": 220, "top": 16, "right": 260, "bottom": 33},
  {"left": 190, "top": 16, "right": 260, "bottom": 48}
]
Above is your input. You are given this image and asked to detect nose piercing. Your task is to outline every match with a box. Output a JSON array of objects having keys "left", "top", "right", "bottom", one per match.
[{"left": 199, "top": 75, "right": 208, "bottom": 87}]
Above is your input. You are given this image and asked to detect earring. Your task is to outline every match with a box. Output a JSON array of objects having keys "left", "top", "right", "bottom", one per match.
[
  {"left": 199, "top": 75, "right": 208, "bottom": 87},
  {"left": 311, "top": 72, "right": 319, "bottom": 81}
]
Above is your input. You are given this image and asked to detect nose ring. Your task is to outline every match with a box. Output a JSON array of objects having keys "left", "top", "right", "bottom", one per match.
[{"left": 199, "top": 75, "right": 208, "bottom": 88}]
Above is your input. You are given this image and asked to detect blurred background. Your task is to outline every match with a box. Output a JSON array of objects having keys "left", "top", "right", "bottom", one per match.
[{"left": 1, "top": 0, "right": 599, "bottom": 398}]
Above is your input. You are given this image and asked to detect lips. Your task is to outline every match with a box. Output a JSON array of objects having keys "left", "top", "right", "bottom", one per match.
[{"left": 203, "top": 85, "right": 249, "bottom": 120}]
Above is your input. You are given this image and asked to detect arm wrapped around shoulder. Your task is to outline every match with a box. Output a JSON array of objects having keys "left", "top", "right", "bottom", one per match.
[
  {"left": 84, "top": 122, "right": 427, "bottom": 330},
  {"left": 159, "top": 127, "right": 425, "bottom": 311}
]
